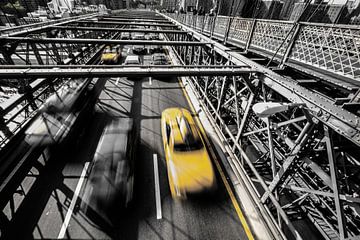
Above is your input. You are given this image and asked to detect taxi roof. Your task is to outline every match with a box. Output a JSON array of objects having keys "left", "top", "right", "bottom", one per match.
[{"left": 163, "top": 108, "right": 200, "bottom": 145}]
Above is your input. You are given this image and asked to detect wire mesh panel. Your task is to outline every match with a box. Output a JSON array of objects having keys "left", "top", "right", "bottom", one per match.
[
  {"left": 195, "top": 15, "right": 204, "bottom": 31},
  {"left": 166, "top": 12, "right": 360, "bottom": 81},
  {"left": 203, "top": 15, "right": 213, "bottom": 34},
  {"left": 290, "top": 24, "right": 360, "bottom": 79},
  {"left": 250, "top": 20, "right": 294, "bottom": 56},
  {"left": 185, "top": 14, "right": 193, "bottom": 26},
  {"left": 178, "top": 13, "right": 185, "bottom": 23},
  {"left": 228, "top": 17, "right": 253, "bottom": 46},
  {"left": 214, "top": 16, "right": 230, "bottom": 37}
]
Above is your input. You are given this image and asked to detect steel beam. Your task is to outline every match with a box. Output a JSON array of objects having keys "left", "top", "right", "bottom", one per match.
[
  {"left": 261, "top": 120, "right": 314, "bottom": 203},
  {"left": 324, "top": 126, "right": 347, "bottom": 239},
  {"left": 0, "top": 37, "right": 208, "bottom": 46},
  {"left": 0, "top": 65, "right": 256, "bottom": 78},
  {"left": 49, "top": 26, "right": 186, "bottom": 34},
  {"left": 77, "top": 20, "right": 176, "bottom": 28},
  {"left": 99, "top": 17, "right": 170, "bottom": 23},
  {"left": 0, "top": 13, "right": 98, "bottom": 37}
]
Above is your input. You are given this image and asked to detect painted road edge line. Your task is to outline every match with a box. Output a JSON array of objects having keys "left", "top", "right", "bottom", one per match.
[
  {"left": 178, "top": 78, "right": 255, "bottom": 240},
  {"left": 58, "top": 162, "right": 90, "bottom": 239},
  {"left": 153, "top": 154, "right": 162, "bottom": 220}
]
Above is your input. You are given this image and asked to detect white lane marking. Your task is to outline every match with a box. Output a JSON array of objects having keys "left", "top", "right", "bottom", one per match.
[
  {"left": 58, "top": 162, "right": 90, "bottom": 239},
  {"left": 149, "top": 77, "right": 152, "bottom": 85},
  {"left": 153, "top": 154, "right": 162, "bottom": 219},
  {"left": 115, "top": 77, "right": 120, "bottom": 85}
]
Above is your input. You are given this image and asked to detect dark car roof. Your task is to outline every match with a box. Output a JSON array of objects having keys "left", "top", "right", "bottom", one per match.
[{"left": 95, "top": 118, "right": 133, "bottom": 161}]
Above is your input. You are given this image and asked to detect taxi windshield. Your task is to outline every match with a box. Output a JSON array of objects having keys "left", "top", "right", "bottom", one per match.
[
  {"left": 104, "top": 48, "right": 113, "bottom": 53},
  {"left": 174, "top": 117, "right": 203, "bottom": 151},
  {"left": 174, "top": 136, "right": 203, "bottom": 152}
]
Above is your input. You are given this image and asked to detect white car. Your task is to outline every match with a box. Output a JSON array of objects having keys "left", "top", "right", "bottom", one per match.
[{"left": 124, "top": 55, "right": 141, "bottom": 65}]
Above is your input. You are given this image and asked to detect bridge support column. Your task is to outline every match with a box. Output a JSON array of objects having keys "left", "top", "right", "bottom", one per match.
[{"left": 325, "top": 126, "right": 347, "bottom": 240}]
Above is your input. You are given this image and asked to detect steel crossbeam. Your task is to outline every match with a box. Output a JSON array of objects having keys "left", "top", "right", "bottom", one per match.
[
  {"left": 49, "top": 26, "right": 186, "bottom": 34},
  {"left": 0, "top": 13, "right": 99, "bottom": 37},
  {"left": 99, "top": 17, "right": 170, "bottom": 23},
  {"left": 0, "top": 37, "right": 207, "bottom": 46},
  {"left": 0, "top": 65, "right": 255, "bottom": 78},
  {"left": 77, "top": 20, "right": 176, "bottom": 27}
]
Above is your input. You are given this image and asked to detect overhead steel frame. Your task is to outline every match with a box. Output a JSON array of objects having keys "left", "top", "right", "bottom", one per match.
[
  {"left": 0, "top": 16, "right": 124, "bottom": 147},
  {"left": 0, "top": 37, "right": 209, "bottom": 46},
  {"left": 48, "top": 26, "right": 186, "bottom": 34},
  {"left": 161, "top": 12, "right": 360, "bottom": 240},
  {"left": 0, "top": 65, "right": 255, "bottom": 78},
  {"left": 76, "top": 20, "right": 177, "bottom": 28},
  {"left": 98, "top": 16, "right": 170, "bottom": 23},
  {"left": 0, "top": 11, "right": 207, "bottom": 148}
]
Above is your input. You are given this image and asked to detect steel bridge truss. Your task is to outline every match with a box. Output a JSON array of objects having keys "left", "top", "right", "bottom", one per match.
[
  {"left": 0, "top": 17, "right": 127, "bottom": 147},
  {"left": 162, "top": 12, "right": 360, "bottom": 240},
  {"left": 0, "top": 9, "right": 359, "bottom": 240}
]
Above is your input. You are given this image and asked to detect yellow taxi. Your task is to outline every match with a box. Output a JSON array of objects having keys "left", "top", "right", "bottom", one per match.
[
  {"left": 101, "top": 46, "right": 120, "bottom": 64},
  {"left": 161, "top": 108, "right": 216, "bottom": 198}
]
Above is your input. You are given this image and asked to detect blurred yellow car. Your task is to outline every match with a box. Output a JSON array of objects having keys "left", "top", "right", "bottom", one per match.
[
  {"left": 161, "top": 108, "right": 216, "bottom": 198},
  {"left": 101, "top": 46, "right": 120, "bottom": 64}
]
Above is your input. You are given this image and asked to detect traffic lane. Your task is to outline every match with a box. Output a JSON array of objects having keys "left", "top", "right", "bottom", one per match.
[
  {"left": 1, "top": 111, "right": 108, "bottom": 239},
  {"left": 136, "top": 76, "right": 248, "bottom": 240},
  {"left": 86, "top": 73, "right": 248, "bottom": 239},
  {"left": 0, "top": 78, "right": 109, "bottom": 239},
  {"left": 96, "top": 77, "right": 134, "bottom": 118},
  {"left": 93, "top": 48, "right": 249, "bottom": 239}
]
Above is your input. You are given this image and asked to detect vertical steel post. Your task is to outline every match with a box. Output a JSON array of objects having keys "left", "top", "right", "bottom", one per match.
[
  {"left": 31, "top": 43, "right": 44, "bottom": 65},
  {"left": 279, "top": 23, "right": 301, "bottom": 68},
  {"left": 324, "top": 126, "right": 347, "bottom": 240},
  {"left": 233, "top": 93, "right": 255, "bottom": 150},
  {"left": 233, "top": 76, "right": 240, "bottom": 130},
  {"left": 245, "top": 19, "right": 257, "bottom": 53}
]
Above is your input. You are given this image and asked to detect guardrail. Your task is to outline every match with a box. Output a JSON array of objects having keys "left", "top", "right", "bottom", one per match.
[{"left": 166, "top": 13, "right": 360, "bottom": 81}]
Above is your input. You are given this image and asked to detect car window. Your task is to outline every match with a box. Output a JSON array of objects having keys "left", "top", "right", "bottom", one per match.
[
  {"left": 104, "top": 48, "right": 111, "bottom": 53},
  {"left": 174, "top": 135, "right": 203, "bottom": 151},
  {"left": 174, "top": 120, "right": 204, "bottom": 151},
  {"left": 166, "top": 123, "right": 171, "bottom": 144}
]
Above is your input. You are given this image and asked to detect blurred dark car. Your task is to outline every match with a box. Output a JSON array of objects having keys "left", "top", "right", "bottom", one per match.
[
  {"left": 149, "top": 45, "right": 165, "bottom": 54},
  {"left": 82, "top": 118, "right": 136, "bottom": 224},
  {"left": 132, "top": 45, "right": 147, "bottom": 55},
  {"left": 152, "top": 53, "right": 168, "bottom": 65}
]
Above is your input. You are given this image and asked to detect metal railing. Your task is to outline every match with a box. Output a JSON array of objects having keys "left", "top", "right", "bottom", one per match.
[{"left": 167, "top": 13, "right": 360, "bottom": 81}]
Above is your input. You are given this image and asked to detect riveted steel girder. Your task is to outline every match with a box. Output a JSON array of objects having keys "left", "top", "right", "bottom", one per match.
[
  {"left": 0, "top": 37, "right": 208, "bottom": 46},
  {"left": 0, "top": 65, "right": 256, "bottom": 79},
  {"left": 49, "top": 26, "right": 186, "bottom": 34}
]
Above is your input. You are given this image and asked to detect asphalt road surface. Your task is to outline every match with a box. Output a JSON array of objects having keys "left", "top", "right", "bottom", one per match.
[{"left": 1, "top": 44, "right": 249, "bottom": 240}]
